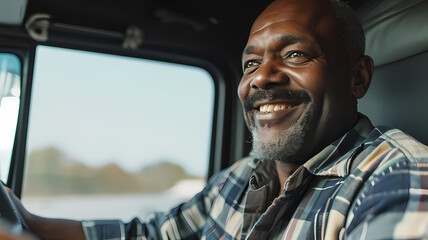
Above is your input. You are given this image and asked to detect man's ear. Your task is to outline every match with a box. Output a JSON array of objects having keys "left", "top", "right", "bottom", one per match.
[{"left": 351, "top": 55, "right": 374, "bottom": 99}]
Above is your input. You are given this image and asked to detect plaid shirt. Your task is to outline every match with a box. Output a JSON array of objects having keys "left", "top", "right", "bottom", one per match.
[{"left": 82, "top": 114, "right": 428, "bottom": 239}]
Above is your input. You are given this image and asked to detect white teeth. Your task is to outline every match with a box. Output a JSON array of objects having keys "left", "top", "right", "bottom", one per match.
[{"left": 259, "top": 104, "right": 294, "bottom": 113}]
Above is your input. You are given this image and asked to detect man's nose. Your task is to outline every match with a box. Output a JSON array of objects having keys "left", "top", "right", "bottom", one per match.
[{"left": 250, "top": 59, "right": 289, "bottom": 90}]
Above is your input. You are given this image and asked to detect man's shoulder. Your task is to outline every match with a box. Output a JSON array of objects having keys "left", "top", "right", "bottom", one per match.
[
  {"left": 220, "top": 156, "right": 258, "bottom": 182},
  {"left": 374, "top": 126, "right": 428, "bottom": 163},
  {"left": 207, "top": 156, "right": 257, "bottom": 187},
  {"left": 229, "top": 156, "right": 258, "bottom": 171},
  {"left": 349, "top": 125, "right": 428, "bottom": 176},
  {"left": 202, "top": 156, "right": 257, "bottom": 206}
]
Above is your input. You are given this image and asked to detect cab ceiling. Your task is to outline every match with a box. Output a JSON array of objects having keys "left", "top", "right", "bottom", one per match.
[{"left": 22, "top": 0, "right": 368, "bottom": 58}]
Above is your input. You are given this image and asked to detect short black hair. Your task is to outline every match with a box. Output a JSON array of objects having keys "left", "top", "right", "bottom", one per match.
[{"left": 330, "top": 0, "right": 366, "bottom": 59}]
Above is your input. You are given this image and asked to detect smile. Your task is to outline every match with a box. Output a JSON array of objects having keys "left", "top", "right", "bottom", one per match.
[
  {"left": 252, "top": 100, "right": 305, "bottom": 127},
  {"left": 259, "top": 104, "right": 295, "bottom": 113}
]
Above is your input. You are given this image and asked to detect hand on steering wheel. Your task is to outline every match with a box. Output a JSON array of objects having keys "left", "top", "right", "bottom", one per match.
[{"left": 0, "top": 182, "right": 26, "bottom": 234}]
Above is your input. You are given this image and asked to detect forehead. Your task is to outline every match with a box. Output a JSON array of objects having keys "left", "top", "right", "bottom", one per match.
[
  {"left": 247, "top": 0, "right": 342, "bottom": 50},
  {"left": 251, "top": 0, "right": 336, "bottom": 33}
]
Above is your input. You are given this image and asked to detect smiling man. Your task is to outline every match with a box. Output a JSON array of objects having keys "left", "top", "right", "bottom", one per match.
[
  {"left": 6, "top": 0, "right": 428, "bottom": 239},
  {"left": 238, "top": 0, "right": 374, "bottom": 198},
  {"left": 240, "top": 0, "right": 367, "bottom": 164}
]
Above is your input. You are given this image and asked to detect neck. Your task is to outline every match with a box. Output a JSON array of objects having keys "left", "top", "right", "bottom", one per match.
[{"left": 275, "top": 160, "right": 300, "bottom": 196}]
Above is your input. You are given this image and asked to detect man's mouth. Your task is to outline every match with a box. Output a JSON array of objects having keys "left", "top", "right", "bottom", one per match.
[
  {"left": 252, "top": 100, "right": 305, "bottom": 128},
  {"left": 243, "top": 89, "right": 311, "bottom": 113},
  {"left": 258, "top": 103, "right": 296, "bottom": 113}
]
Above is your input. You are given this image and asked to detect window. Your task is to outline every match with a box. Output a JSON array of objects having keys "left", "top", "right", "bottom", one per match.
[
  {"left": 22, "top": 46, "right": 214, "bottom": 221},
  {"left": 0, "top": 53, "right": 21, "bottom": 183}
]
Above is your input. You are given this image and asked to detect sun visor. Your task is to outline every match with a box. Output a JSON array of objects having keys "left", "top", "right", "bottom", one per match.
[
  {"left": 357, "top": 0, "right": 428, "bottom": 67},
  {"left": 0, "top": 0, "right": 28, "bottom": 25}
]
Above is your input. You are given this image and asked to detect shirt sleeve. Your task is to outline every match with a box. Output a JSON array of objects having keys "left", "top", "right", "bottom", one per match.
[
  {"left": 80, "top": 167, "right": 229, "bottom": 240},
  {"left": 345, "top": 154, "right": 428, "bottom": 239}
]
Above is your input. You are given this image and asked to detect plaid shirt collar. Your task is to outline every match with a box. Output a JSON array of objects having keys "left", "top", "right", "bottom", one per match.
[
  {"left": 249, "top": 114, "right": 374, "bottom": 192},
  {"left": 303, "top": 114, "right": 374, "bottom": 177}
]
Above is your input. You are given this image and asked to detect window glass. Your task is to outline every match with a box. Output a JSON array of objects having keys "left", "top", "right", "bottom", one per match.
[
  {"left": 22, "top": 46, "right": 214, "bottom": 221},
  {"left": 0, "top": 53, "right": 21, "bottom": 183}
]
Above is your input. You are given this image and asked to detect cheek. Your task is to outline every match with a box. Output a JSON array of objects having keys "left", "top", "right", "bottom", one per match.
[
  {"left": 238, "top": 77, "right": 253, "bottom": 128},
  {"left": 238, "top": 77, "right": 250, "bottom": 102},
  {"left": 286, "top": 66, "right": 328, "bottom": 101}
]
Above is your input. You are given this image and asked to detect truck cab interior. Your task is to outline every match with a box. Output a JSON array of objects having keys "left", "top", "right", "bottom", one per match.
[{"left": 0, "top": 0, "right": 427, "bottom": 233}]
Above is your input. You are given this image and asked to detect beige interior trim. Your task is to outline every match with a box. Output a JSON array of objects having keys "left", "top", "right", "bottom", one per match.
[{"left": 357, "top": 0, "right": 428, "bottom": 66}]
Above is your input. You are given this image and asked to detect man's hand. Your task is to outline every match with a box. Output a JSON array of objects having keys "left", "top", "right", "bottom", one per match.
[
  {"left": 3, "top": 186, "right": 33, "bottom": 228},
  {"left": 0, "top": 220, "right": 37, "bottom": 240},
  {"left": 4, "top": 187, "right": 86, "bottom": 240}
]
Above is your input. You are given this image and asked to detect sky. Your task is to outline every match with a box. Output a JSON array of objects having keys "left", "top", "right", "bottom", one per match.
[{"left": 25, "top": 46, "right": 214, "bottom": 176}]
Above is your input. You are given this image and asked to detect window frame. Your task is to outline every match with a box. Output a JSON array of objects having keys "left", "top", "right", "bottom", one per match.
[
  {"left": 0, "top": 52, "right": 23, "bottom": 183},
  {"left": 5, "top": 38, "right": 242, "bottom": 198},
  {"left": 1, "top": 44, "right": 36, "bottom": 197}
]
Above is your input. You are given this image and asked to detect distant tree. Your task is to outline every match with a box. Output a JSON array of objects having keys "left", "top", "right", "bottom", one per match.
[{"left": 23, "top": 147, "right": 201, "bottom": 196}]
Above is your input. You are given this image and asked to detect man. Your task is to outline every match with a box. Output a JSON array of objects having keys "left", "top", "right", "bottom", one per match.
[{"left": 7, "top": 0, "right": 428, "bottom": 239}]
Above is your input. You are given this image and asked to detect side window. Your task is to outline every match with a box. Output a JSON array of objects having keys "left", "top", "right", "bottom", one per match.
[
  {"left": 0, "top": 53, "right": 21, "bottom": 183},
  {"left": 21, "top": 46, "right": 214, "bottom": 221}
]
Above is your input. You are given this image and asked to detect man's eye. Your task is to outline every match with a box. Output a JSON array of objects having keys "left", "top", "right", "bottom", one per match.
[
  {"left": 284, "top": 51, "right": 311, "bottom": 64},
  {"left": 244, "top": 61, "right": 259, "bottom": 71},
  {"left": 289, "top": 52, "right": 305, "bottom": 58}
]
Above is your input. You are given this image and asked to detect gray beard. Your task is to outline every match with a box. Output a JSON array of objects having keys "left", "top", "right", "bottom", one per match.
[{"left": 249, "top": 104, "right": 315, "bottom": 164}]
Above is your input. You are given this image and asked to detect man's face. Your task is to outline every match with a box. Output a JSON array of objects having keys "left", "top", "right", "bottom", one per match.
[{"left": 238, "top": 0, "right": 358, "bottom": 164}]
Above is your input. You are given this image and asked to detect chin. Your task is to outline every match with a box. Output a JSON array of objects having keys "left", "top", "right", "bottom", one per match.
[
  {"left": 249, "top": 103, "right": 318, "bottom": 163},
  {"left": 250, "top": 123, "right": 307, "bottom": 163}
]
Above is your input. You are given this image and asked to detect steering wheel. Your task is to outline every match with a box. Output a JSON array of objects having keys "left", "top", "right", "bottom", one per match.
[{"left": 0, "top": 182, "right": 24, "bottom": 233}]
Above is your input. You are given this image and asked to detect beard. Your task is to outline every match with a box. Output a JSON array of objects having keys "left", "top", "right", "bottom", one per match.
[{"left": 249, "top": 103, "right": 317, "bottom": 164}]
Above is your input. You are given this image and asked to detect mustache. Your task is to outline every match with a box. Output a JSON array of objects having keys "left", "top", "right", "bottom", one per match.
[{"left": 244, "top": 89, "right": 311, "bottom": 112}]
